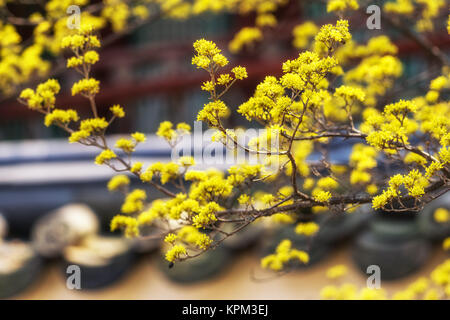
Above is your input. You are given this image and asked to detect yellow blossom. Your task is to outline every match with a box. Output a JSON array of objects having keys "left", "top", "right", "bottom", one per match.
[
  {"left": 327, "top": 0, "right": 359, "bottom": 12},
  {"left": 312, "top": 189, "right": 332, "bottom": 202},
  {"left": 229, "top": 27, "right": 262, "bottom": 53},
  {"left": 95, "top": 149, "right": 117, "bottom": 165},
  {"left": 83, "top": 50, "right": 99, "bottom": 64},
  {"left": 261, "top": 239, "right": 309, "bottom": 271},
  {"left": 121, "top": 189, "right": 147, "bottom": 214},
  {"left": 164, "top": 233, "right": 178, "bottom": 244},
  {"left": 110, "top": 104, "right": 125, "bottom": 118},
  {"left": 295, "top": 222, "right": 320, "bottom": 236},
  {"left": 71, "top": 78, "right": 100, "bottom": 96},
  {"left": 130, "top": 162, "right": 143, "bottom": 173},
  {"left": 165, "top": 244, "right": 187, "bottom": 262},
  {"left": 44, "top": 109, "right": 79, "bottom": 127},
  {"left": 110, "top": 215, "right": 139, "bottom": 237},
  {"left": 231, "top": 66, "right": 248, "bottom": 80},
  {"left": 434, "top": 208, "right": 449, "bottom": 223},
  {"left": 107, "top": 174, "right": 130, "bottom": 192},
  {"left": 157, "top": 121, "right": 176, "bottom": 141},
  {"left": 326, "top": 264, "right": 348, "bottom": 279},
  {"left": 115, "top": 138, "right": 135, "bottom": 153}
]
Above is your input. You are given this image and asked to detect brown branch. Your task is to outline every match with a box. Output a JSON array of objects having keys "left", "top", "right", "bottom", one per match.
[{"left": 216, "top": 179, "right": 448, "bottom": 218}]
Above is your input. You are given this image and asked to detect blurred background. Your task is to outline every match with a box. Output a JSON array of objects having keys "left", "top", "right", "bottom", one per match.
[{"left": 0, "top": 0, "right": 449, "bottom": 299}]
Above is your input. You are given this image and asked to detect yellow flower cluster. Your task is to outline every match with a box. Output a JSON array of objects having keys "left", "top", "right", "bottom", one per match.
[
  {"left": 61, "top": 31, "right": 101, "bottom": 51},
  {"left": 67, "top": 51, "right": 99, "bottom": 68},
  {"left": 430, "top": 259, "right": 450, "bottom": 287},
  {"left": 157, "top": 121, "right": 176, "bottom": 141},
  {"left": 156, "top": 121, "right": 191, "bottom": 144},
  {"left": 292, "top": 22, "right": 318, "bottom": 49},
  {"left": 71, "top": 78, "right": 100, "bottom": 96},
  {"left": 317, "top": 177, "right": 339, "bottom": 190},
  {"left": 417, "top": 103, "right": 449, "bottom": 146},
  {"left": 0, "top": 22, "right": 50, "bottom": 95},
  {"left": 336, "top": 36, "right": 398, "bottom": 64},
  {"left": 393, "top": 277, "right": 430, "bottom": 299},
  {"left": 95, "top": 149, "right": 117, "bottom": 165},
  {"left": 349, "top": 144, "right": 378, "bottom": 185},
  {"left": 256, "top": 13, "right": 277, "bottom": 27},
  {"left": 372, "top": 170, "right": 429, "bottom": 209},
  {"left": 66, "top": 57, "right": 83, "bottom": 69},
  {"left": 130, "top": 162, "right": 143, "bottom": 174},
  {"left": 232, "top": 66, "right": 248, "bottom": 80},
  {"left": 384, "top": 0, "right": 414, "bottom": 15},
  {"left": 121, "top": 189, "right": 147, "bottom": 214},
  {"left": 164, "top": 233, "right": 178, "bottom": 244},
  {"left": 434, "top": 208, "right": 449, "bottom": 223},
  {"left": 189, "top": 173, "right": 233, "bottom": 202},
  {"left": 261, "top": 239, "right": 309, "bottom": 271},
  {"left": 115, "top": 133, "right": 146, "bottom": 154},
  {"left": 165, "top": 244, "right": 187, "bottom": 263},
  {"left": 192, "top": 202, "right": 221, "bottom": 228},
  {"left": 238, "top": 76, "right": 286, "bottom": 123},
  {"left": 177, "top": 226, "right": 213, "bottom": 250},
  {"left": 443, "top": 238, "right": 450, "bottom": 251},
  {"left": 287, "top": 141, "right": 314, "bottom": 178},
  {"left": 295, "top": 222, "right": 320, "bottom": 236},
  {"left": 384, "top": 0, "right": 446, "bottom": 32},
  {"left": 192, "top": 39, "right": 228, "bottom": 69},
  {"left": 19, "top": 79, "right": 60, "bottom": 111},
  {"left": 327, "top": 0, "right": 359, "bottom": 12},
  {"left": 326, "top": 264, "right": 348, "bottom": 279},
  {"left": 366, "top": 184, "right": 378, "bottom": 195},
  {"left": 315, "top": 19, "right": 351, "bottom": 52},
  {"left": 312, "top": 189, "right": 332, "bottom": 202},
  {"left": 84, "top": 50, "right": 100, "bottom": 64},
  {"left": 44, "top": 109, "right": 79, "bottom": 127},
  {"left": 107, "top": 174, "right": 130, "bottom": 192},
  {"left": 139, "top": 162, "right": 179, "bottom": 185},
  {"left": 138, "top": 194, "right": 196, "bottom": 223},
  {"left": 115, "top": 138, "right": 135, "bottom": 153},
  {"left": 282, "top": 51, "right": 339, "bottom": 90},
  {"left": 320, "top": 284, "right": 360, "bottom": 300},
  {"left": 344, "top": 55, "right": 402, "bottom": 107},
  {"left": 69, "top": 118, "right": 109, "bottom": 143},
  {"left": 271, "top": 213, "right": 295, "bottom": 224},
  {"left": 101, "top": 0, "right": 131, "bottom": 32},
  {"left": 404, "top": 151, "right": 427, "bottom": 166},
  {"left": 229, "top": 27, "right": 263, "bottom": 53},
  {"left": 110, "top": 104, "right": 125, "bottom": 118},
  {"left": 227, "top": 164, "right": 262, "bottom": 186},
  {"left": 426, "top": 75, "right": 448, "bottom": 103},
  {"left": 178, "top": 156, "right": 195, "bottom": 167},
  {"left": 238, "top": 194, "right": 251, "bottom": 205},
  {"left": 197, "top": 100, "right": 230, "bottom": 127},
  {"left": 365, "top": 100, "right": 418, "bottom": 151},
  {"left": 136, "top": 200, "right": 165, "bottom": 225},
  {"left": 448, "top": 14, "right": 450, "bottom": 34},
  {"left": 334, "top": 85, "right": 365, "bottom": 104},
  {"left": 309, "top": 176, "right": 338, "bottom": 204},
  {"left": 321, "top": 263, "right": 450, "bottom": 300},
  {"left": 110, "top": 215, "right": 139, "bottom": 237}
]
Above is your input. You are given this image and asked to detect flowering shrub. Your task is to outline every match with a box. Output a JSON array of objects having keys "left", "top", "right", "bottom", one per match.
[
  {"left": 12, "top": 0, "right": 450, "bottom": 290},
  {"left": 321, "top": 259, "right": 450, "bottom": 300}
]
